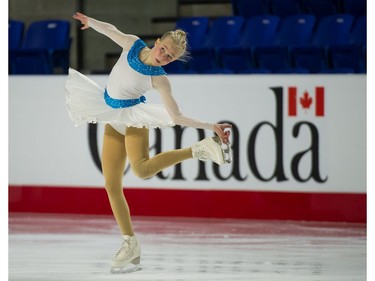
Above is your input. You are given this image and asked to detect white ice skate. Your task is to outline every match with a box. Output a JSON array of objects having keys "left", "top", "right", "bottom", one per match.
[
  {"left": 192, "top": 136, "right": 232, "bottom": 165},
  {"left": 110, "top": 235, "right": 141, "bottom": 273}
]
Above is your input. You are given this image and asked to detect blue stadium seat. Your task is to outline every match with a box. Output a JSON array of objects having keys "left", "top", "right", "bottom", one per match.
[
  {"left": 305, "top": 14, "right": 355, "bottom": 74},
  {"left": 312, "top": 14, "right": 354, "bottom": 47},
  {"left": 239, "top": 15, "right": 280, "bottom": 65},
  {"left": 349, "top": 16, "right": 366, "bottom": 46},
  {"left": 275, "top": 14, "right": 316, "bottom": 47},
  {"left": 231, "top": 0, "right": 271, "bottom": 18},
  {"left": 9, "top": 19, "right": 25, "bottom": 73},
  {"left": 175, "top": 17, "right": 209, "bottom": 49},
  {"left": 188, "top": 16, "right": 245, "bottom": 73},
  {"left": 9, "top": 19, "right": 24, "bottom": 49},
  {"left": 217, "top": 47, "right": 253, "bottom": 73},
  {"left": 10, "top": 20, "right": 71, "bottom": 74},
  {"left": 253, "top": 46, "right": 290, "bottom": 73},
  {"left": 347, "top": 16, "right": 366, "bottom": 73},
  {"left": 240, "top": 15, "right": 280, "bottom": 48},
  {"left": 270, "top": 0, "right": 303, "bottom": 17},
  {"left": 10, "top": 49, "right": 52, "bottom": 74},
  {"left": 204, "top": 16, "right": 245, "bottom": 48},
  {"left": 342, "top": 0, "right": 366, "bottom": 16},
  {"left": 329, "top": 45, "right": 365, "bottom": 73},
  {"left": 291, "top": 46, "right": 328, "bottom": 73},
  {"left": 187, "top": 48, "right": 218, "bottom": 73},
  {"left": 22, "top": 20, "right": 70, "bottom": 49}
]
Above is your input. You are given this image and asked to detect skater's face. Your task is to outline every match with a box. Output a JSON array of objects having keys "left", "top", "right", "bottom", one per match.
[{"left": 151, "top": 38, "right": 180, "bottom": 66}]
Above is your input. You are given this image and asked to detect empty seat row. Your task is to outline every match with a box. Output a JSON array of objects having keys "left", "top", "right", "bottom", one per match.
[
  {"left": 164, "top": 45, "right": 365, "bottom": 74},
  {"left": 231, "top": 0, "right": 366, "bottom": 18},
  {"left": 9, "top": 14, "right": 365, "bottom": 75},
  {"left": 9, "top": 19, "right": 71, "bottom": 74},
  {"left": 164, "top": 14, "right": 366, "bottom": 74},
  {"left": 178, "top": 14, "right": 365, "bottom": 50}
]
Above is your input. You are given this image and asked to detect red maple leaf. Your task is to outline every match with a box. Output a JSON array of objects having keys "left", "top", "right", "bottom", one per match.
[{"left": 300, "top": 91, "right": 312, "bottom": 110}]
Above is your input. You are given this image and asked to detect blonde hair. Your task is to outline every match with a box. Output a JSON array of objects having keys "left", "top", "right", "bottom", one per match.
[{"left": 160, "top": 29, "right": 190, "bottom": 61}]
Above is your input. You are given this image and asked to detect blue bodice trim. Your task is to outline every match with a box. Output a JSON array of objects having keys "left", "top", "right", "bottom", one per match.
[
  {"left": 127, "top": 39, "right": 167, "bottom": 76},
  {"left": 104, "top": 89, "right": 146, "bottom": 109}
]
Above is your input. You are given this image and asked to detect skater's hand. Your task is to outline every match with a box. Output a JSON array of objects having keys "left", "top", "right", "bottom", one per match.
[
  {"left": 73, "top": 12, "right": 90, "bottom": 30},
  {"left": 214, "top": 123, "right": 232, "bottom": 144}
]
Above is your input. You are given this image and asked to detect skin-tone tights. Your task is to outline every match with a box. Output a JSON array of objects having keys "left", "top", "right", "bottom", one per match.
[{"left": 102, "top": 124, "right": 192, "bottom": 235}]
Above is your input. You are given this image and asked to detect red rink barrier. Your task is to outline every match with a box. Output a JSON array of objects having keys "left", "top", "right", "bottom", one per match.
[{"left": 9, "top": 185, "right": 366, "bottom": 223}]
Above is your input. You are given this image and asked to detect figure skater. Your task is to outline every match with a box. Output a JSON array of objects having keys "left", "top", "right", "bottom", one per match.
[{"left": 65, "top": 12, "right": 232, "bottom": 273}]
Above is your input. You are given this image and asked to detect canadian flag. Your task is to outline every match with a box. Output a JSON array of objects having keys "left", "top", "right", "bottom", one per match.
[{"left": 288, "top": 86, "right": 325, "bottom": 117}]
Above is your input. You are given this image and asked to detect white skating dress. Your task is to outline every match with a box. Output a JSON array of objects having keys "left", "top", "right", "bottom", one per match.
[
  {"left": 65, "top": 17, "right": 213, "bottom": 135},
  {"left": 66, "top": 40, "right": 177, "bottom": 134}
]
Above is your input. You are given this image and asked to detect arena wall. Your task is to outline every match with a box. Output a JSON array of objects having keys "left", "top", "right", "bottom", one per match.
[{"left": 8, "top": 74, "right": 366, "bottom": 222}]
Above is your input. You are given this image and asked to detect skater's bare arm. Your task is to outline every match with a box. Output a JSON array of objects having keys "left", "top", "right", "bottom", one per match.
[
  {"left": 152, "top": 76, "right": 231, "bottom": 143},
  {"left": 73, "top": 12, "right": 138, "bottom": 50}
]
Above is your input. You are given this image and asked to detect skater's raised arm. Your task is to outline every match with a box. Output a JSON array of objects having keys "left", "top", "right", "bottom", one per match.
[
  {"left": 73, "top": 12, "right": 138, "bottom": 50},
  {"left": 152, "top": 75, "right": 231, "bottom": 143}
]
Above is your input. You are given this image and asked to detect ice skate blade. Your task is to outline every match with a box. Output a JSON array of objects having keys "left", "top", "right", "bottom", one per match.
[
  {"left": 110, "top": 257, "right": 141, "bottom": 274},
  {"left": 110, "top": 264, "right": 141, "bottom": 274},
  {"left": 222, "top": 142, "right": 233, "bottom": 164},
  {"left": 212, "top": 136, "right": 232, "bottom": 164}
]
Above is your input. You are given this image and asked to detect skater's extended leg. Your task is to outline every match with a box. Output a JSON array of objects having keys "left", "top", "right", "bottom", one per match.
[{"left": 125, "top": 126, "right": 192, "bottom": 179}]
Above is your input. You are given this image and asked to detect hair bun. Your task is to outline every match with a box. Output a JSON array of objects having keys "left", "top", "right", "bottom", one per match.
[
  {"left": 173, "top": 29, "right": 187, "bottom": 46},
  {"left": 160, "top": 29, "right": 189, "bottom": 61},
  {"left": 174, "top": 29, "right": 186, "bottom": 39}
]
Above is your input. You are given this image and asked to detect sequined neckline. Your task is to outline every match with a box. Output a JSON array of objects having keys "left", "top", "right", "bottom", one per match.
[{"left": 127, "top": 39, "right": 167, "bottom": 76}]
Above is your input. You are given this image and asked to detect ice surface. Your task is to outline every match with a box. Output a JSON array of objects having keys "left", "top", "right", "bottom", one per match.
[{"left": 9, "top": 213, "right": 366, "bottom": 281}]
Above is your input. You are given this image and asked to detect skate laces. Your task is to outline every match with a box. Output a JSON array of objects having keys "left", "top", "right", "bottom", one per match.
[
  {"left": 193, "top": 137, "right": 221, "bottom": 161},
  {"left": 193, "top": 147, "right": 211, "bottom": 161},
  {"left": 115, "top": 237, "right": 134, "bottom": 259}
]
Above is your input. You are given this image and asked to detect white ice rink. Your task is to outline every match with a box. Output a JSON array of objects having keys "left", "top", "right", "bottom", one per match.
[{"left": 8, "top": 213, "right": 366, "bottom": 281}]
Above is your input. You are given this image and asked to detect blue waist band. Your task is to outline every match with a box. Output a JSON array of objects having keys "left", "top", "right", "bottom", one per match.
[{"left": 104, "top": 89, "right": 146, "bottom": 109}]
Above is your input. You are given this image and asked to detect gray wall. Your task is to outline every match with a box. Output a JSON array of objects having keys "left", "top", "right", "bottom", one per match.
[{"left": 9, "top": 0, "right": 231, "bottom": 73}]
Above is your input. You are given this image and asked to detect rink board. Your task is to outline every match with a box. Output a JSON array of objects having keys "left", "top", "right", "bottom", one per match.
[{"left": 8, "top": 74, "right": 366, "bottom": 222}]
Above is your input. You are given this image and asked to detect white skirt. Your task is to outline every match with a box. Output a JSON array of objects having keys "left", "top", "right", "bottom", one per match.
[{"left": 65, "top": 68, "right": 175, "bottom": 134}]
